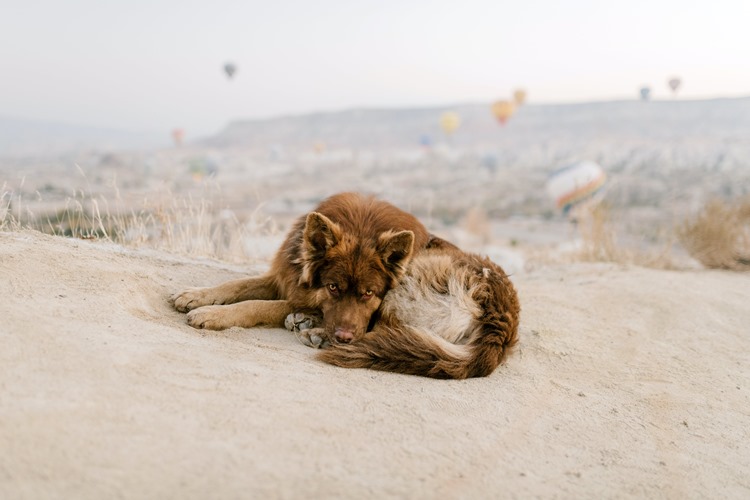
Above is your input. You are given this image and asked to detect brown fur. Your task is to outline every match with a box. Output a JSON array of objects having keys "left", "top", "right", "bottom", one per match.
[
  {"left": 171, "top": 192, "right": 430, "bottom": 339},
  {"left": 316, "top": 244, "right": 520, "bottom": 379}
]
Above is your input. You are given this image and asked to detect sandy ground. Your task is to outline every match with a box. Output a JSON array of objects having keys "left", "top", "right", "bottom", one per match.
[{"left": 1, "top": 230, "right": 749, "bottom": 499}]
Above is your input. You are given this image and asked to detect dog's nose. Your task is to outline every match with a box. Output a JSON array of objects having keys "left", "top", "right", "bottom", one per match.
[{"left": 334, "top": 327, "right": 354, "bottom": 343}]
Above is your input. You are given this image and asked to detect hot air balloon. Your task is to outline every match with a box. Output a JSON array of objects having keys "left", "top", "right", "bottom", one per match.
[
  {"left": 546, "top": 161, "right": 607, "bottom": 216},
  {"left": 439, "top": 112, "right": 461, "bottom": 135},
  {"left": 639, "top": 86, "right": 651, "bottom": 101},
  {"left": 482, "top": 154, "right": 498, "bottom": 173},
  {"left": 172, "top": 128, "right": 185, "bottom": 146},
  {"left": 513, "top": 89, "right": 527, "bottom": 106},
  {"left": 491, "top": 100, "right": 515, "bottom": 125},
  {"left": 224, "top": 62, "right": 237, "bottom": 79},
  {"left": 188, "top": 156, "right": 218, "bottom": 182},
  {"left": 668, "top": 77, "right": 681, "bottom": 95}
]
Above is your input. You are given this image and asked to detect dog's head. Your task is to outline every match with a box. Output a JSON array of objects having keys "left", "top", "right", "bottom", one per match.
[{"left": 300, "top": 212, "right": 415, "bottom": 343}]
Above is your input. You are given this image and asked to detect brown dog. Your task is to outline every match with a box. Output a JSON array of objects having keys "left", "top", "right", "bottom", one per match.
[
  {"left": 171, "top": 192, "right": 520, "bottom": 378},
  {"left": 171, "top": 192, "right": 430, "bottom": 343},
  {"left": 316, "top": 243, "right": 520, "bottom": 379}
]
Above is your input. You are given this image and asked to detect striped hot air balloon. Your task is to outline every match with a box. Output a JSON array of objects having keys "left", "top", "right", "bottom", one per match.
[{"left": 546, "top": 161, "right": 607, "bottom": 215}]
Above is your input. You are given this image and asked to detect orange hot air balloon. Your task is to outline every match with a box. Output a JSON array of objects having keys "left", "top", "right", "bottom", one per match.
[
  {"left": 439, "top": 111, "right": 461, "bottom": 135},
  {"left": 513, "top": 89, "right": 527, "bottom": 106},
  {"left": 491, "top": 100, "right": 515, "bottom": 125},
  {"left": 172, "top": 128, "right": 185, "bottom": 146}
]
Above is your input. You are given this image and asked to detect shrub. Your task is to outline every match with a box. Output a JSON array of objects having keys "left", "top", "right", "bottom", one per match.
[{"left": 678, "top": 198, "right": 750, "bottom": 271}]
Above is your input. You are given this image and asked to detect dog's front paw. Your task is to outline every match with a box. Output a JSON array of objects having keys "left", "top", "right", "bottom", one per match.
[
  {"left": 284, "top": 311, "right": 322, "bottom": 332},
  {"left": 285, "top": 312, "right": 328, "bottom": 348},
  {"left": 298, "top": 328, "right": 330, "bottom": 349},
  {"left": 171, "top": 287, "right": 220, "bottom": 313},
  {"left": 186, "top": 305, "right": 231, "bottom": 330}
]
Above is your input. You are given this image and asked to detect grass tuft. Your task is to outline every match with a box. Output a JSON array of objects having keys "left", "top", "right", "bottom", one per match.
[
  {"left": 678, "top": 198, "right": 750, "bottom": 271},
  {"left": 574, "top": 203, "right": 679, "bottom": 269}
]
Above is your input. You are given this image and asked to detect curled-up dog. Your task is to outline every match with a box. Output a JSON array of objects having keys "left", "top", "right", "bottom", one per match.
[
  {"left": 170, "top": 191, "right": 520, "bottom": 379},
  {"left": 315, "top": 243, "right": 520, "bottom": 379}
]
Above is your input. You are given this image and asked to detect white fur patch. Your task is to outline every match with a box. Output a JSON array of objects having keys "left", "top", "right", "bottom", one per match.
[{"left": 382, "top": 254, "right": 482, "bottom": 345}]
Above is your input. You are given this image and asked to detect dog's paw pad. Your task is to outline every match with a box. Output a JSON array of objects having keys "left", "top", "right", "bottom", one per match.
[
  {"left": 285, "top": 312, "right": 326, "bottom": 348},
  {"left": 285, "top": 312, "right": 322, "bottom": 332},
  {"left": 294, "top": 327, "right": 329, "bottom": 349}
]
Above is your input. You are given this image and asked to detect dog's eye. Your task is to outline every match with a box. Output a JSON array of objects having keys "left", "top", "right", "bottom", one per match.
[
  {"left": 362, "top": 290, "right": 373, "bottom": 300},
  {"left": 327, "top": 283, "right": 338, "bottom": 293}
]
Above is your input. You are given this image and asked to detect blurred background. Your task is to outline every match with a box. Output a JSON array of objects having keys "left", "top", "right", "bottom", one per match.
[{"left": 2, "top": 0, "right": 750, "bottom": 271}]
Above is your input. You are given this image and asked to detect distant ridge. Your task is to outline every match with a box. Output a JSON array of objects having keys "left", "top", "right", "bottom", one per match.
[
  {"left": 4, "top": 96, "right": 749, "bottom": 156},
  {"left": 0, "top": 116, "right": 164, "bottom": 157},
  {"left": 202, "top": 96, "right": 750, "bottom": 150}
]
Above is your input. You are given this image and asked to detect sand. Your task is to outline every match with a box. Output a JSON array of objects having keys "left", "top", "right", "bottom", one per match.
[{"left": 1, "top": 230, "right": 748, "bottom": 499}]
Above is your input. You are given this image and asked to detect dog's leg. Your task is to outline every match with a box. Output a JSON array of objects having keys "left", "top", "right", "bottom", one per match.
[
  {"left": 171, "top": 275, "right": 278, "bottom": 312},
  {"left": 284, "top": 311, "right": 329, "bottom": 348},
  {"left": 186, "top": 299, "right": 292, "bottom": 330}
]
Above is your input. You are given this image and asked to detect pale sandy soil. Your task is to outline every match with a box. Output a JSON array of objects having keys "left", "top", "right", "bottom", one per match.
[{"left": 1, "top": 230, "right": 748, "bottom": 499}]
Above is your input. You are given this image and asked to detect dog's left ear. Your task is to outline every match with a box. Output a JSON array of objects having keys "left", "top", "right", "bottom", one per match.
[{"left": 377, "top": 230, "right": 415, "bottom": 277}]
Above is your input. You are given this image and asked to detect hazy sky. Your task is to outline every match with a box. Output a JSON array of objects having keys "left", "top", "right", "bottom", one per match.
[{"left": 2, "top": 0, "right": 749, "bottom": 136}]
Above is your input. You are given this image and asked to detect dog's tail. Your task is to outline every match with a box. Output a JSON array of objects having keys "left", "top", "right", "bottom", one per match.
[{"left": 316, "top": 312, "right": 518, "bottom": 380}]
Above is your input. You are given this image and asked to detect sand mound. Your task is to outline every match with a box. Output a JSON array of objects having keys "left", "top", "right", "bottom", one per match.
[{"left": 2, "top": 231, "right": 748, "bottom": 498}]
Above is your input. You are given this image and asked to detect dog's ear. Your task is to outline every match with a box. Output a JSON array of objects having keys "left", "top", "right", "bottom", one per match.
[
  {"left": 377, "top": 230, "right": 415, "bottom": 277},
  {"left": 303, "top": 212, "right": 342, "bottom": 254},
  {"left": 300, "top": 212, "right": 342, "bottom": 286}
]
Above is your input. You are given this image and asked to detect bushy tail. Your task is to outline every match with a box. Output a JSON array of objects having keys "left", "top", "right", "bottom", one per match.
[{"left": 317, "top": 315, "right": 518, "bottom": 379}]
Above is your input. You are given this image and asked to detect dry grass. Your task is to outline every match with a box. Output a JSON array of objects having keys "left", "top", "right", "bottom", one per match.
[
  {"left": 461, "top": 206, "right": 491, "bottom": 244},
  {"left": 574, "top": 203, "right": 679, "bottom": 269},
  {"left": 9, "top": 171, "right": 747, "bottom": 273},
  {"left": 1, "top": 177, "right": 279, "bottom": 264},
  {"left": 575, "top": 204, "right": 621, "bottom": 262},
  {"left": 678, "top": 198, "right": 750, "bottom": 271}
]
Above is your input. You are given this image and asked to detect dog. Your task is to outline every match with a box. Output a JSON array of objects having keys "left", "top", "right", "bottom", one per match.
[
  {"left": 171, "top": 192, "right": 431, "bottom": 343},
  {"left": 315, "top": 243, "right": 520, "bottom": 379},
  {"left": 171, "top": 192, "right": 520, "bottom": 379}
]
